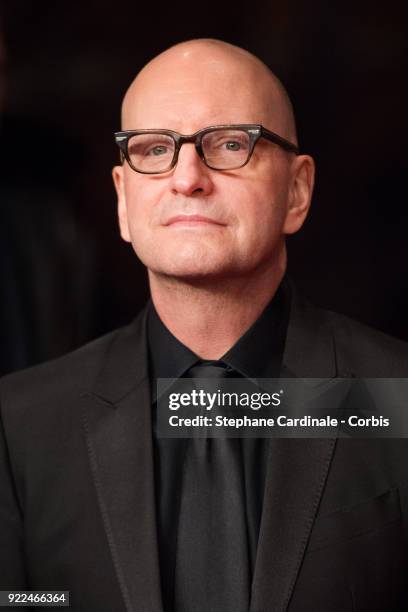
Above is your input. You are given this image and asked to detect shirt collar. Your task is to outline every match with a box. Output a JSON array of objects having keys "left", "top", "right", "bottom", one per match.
[{"left": 221, "top": 279, "right": 289, "bottom": 379}]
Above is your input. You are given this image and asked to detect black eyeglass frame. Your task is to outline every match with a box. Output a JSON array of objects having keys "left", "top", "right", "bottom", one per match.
[{"left": 114, "top": 124, "right": 299, "bottom": 174}]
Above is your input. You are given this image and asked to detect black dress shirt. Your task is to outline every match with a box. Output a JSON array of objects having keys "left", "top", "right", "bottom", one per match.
[{"left": 147, "top": 279, "right": 290, "bottom": 609}]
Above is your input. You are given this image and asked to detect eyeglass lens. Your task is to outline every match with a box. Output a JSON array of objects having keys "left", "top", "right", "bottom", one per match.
[
  {"left": 127, "top": 133, "right": 175, "bottom": 172},
  {"left": 201, "top": 129, "right": 250, "bottom": 169},
  {"left": 126, "top": 129, "right": 251, "bottom": 172}
]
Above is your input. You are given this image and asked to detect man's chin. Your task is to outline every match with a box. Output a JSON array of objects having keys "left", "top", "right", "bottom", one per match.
[{"left": 149, "top": 262, "right": 237, "bottom": 284}]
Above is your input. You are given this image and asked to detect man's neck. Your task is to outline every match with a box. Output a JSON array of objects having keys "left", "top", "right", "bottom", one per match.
[{"left": 148, "top": 258, "right": 286, "bottom": 360}]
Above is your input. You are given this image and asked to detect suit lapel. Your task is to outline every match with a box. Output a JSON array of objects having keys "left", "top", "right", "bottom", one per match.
[
  {"left": 81, "top": 306, "right": 164, "bottom": 612},
  {"left": 250, "top": 284, "right": 339, "bottom": 612}
]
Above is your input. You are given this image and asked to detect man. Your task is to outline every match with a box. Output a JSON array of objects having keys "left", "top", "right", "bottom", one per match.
[{"left": 1, "top": 39, "right": 408, "bottom": 611}]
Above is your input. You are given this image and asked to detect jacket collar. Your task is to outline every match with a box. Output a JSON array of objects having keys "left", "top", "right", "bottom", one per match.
[
  {"left": 282, "top": 279, "right": 338, "bottom": 379},
  {"left": 89, "top": 305, "right": 150, "bottom": 406}
]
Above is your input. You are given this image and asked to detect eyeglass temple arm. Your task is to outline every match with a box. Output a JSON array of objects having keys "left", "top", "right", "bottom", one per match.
[{"left": 261, "top": 127, "right": 299, "bottom": 155}]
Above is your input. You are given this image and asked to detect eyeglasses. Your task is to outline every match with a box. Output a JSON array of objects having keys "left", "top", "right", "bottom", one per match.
[{"left": 114, "top": 124, "right": 299, "bottom": 174}]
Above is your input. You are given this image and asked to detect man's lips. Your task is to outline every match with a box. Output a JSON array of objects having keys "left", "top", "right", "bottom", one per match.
[{"left": 164, "top": 214, "right": 226, "bottom": 226}]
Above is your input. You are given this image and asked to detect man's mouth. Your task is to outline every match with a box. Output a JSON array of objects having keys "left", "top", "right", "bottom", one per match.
[{"left": 164, "top": 214, "right": 225, "bottom": 226}]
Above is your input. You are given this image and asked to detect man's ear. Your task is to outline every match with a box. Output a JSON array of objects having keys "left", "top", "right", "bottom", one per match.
[
  {"left": 283, "top": 154, "right": 315, "bottom": 234},
  {"left": 112, "top": 165, "right": 131, "bottom": 243}
]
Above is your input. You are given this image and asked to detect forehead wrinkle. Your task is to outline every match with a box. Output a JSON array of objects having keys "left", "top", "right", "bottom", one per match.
[
  {"left": 125, "top": 97, "right": 267, "bottom": 132},
  {"left": 124, "top": 83, "right": 260, "bottom": 130}
]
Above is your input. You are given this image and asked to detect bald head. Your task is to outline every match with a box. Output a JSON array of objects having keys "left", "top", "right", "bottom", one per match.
[{"left": 121, "top": 39, "right": 297, "bottom": 145}]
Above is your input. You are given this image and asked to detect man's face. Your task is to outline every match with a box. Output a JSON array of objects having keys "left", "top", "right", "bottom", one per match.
[{"left": 113, "top": 51, "right": 310, "bottom": 282}]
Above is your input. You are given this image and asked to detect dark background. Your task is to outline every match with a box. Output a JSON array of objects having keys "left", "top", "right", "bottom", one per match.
[{"left": 1, "top": 1, "right": 407, "bottom": 375}]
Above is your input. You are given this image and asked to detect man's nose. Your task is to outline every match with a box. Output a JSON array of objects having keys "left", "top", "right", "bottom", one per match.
[{"left": 169, "top": 143, "right": 213, "bottom": 196}]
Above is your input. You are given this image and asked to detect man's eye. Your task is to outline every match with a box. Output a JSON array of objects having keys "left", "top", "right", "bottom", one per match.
[
  {"left": 224, "top": 141, "right": 242, "bottom": 151},
  {"left": 147, "top": 145, "right": 169, "bottom": 156}
]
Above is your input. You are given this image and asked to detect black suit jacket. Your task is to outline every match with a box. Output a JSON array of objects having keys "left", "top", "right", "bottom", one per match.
[{"left": 1, "top": 287, "right": 408, "bottom": 611}]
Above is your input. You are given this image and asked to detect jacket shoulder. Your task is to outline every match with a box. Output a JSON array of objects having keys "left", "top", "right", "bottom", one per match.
[
  {"left": 324, "top": 308, "right": 408, "bottom": 376},
  {"left": 286, "top": 280, "right": 408, "bottom": 377},
  {"left": 0, "top": 323, "right": 131, "bottom": 407}
]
